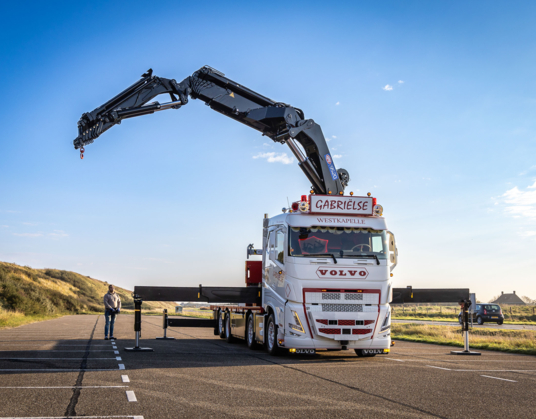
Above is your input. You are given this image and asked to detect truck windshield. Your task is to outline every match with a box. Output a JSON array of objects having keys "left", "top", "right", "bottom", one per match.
[{"left": 288, "top": 226, "right": 388, "bottom": 259}]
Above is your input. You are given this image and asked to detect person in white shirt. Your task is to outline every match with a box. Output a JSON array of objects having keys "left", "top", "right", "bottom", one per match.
[{"left": 103, "top": 284, "right": 121, "bottom": 340}]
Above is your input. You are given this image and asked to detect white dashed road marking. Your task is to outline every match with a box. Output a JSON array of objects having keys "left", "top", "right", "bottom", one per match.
[
  {"left": 386, "top": 358, "right": 405, "bottom": 362},
  {"left": 126, "top": 391, "right": 137, "bottom": 402},
  {"left": 481, "top": 375, "right": 517, "bottom": 383},
  {"left": 114, "top": 351, "right": 119, "bottom": 355},
  {"left": 427, "top": 365, "right": 451, "bottom": 370},
  {"left": 116, "top": 356, "right": 122, "bottom": 361},
  {"left": 118, "top": 364, "right": 125, "bottom": 370},
  {"left": 121, "top": 375, "right": 130, "bottom": 383}
]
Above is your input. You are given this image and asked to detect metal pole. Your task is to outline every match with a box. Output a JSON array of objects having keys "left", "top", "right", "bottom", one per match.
[
  {"left": 157, "top": 308, "right": 175, "bottom": 340},
  {"left": 125, "top": 294, "right": 153, "bottom": 352},
  {"left": 451, "top": 299, "right": 480, "bottom": 356}
]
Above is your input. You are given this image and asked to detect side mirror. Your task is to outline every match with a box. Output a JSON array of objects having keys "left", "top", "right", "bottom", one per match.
[{"left": 387, "top": 231, "right": 398, "bottom": 272}]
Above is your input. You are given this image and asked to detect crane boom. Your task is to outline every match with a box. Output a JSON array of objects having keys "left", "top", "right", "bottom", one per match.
[{"left": 73, "top": 66, "right": 350, "bottom": 194}]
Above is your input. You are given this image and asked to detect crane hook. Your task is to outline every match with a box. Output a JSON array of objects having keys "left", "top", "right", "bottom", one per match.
[{"left": 80, "top": 147, "right": 85, "bottom": 160}]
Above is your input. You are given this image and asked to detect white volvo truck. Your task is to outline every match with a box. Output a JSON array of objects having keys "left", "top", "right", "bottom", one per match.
[{"left": 213, "top": 193, "right": 397, "bottom": 356}]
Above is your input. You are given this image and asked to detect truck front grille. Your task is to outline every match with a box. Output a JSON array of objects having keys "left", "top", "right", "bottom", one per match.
[
  {"left": 322, "top": 304, "right": 363, "bottom": 312},
  {"left": 318, "top": 328, "right": 340, "bottom": 334}
]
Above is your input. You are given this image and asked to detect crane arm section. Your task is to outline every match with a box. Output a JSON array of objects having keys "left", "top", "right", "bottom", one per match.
[{"left": 73, "top": 66, "right": 349, "bottom": 194}]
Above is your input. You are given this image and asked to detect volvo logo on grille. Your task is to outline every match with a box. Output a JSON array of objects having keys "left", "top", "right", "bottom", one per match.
[{"left": 316, "top": 267, "right": 369, "bottom": 279}]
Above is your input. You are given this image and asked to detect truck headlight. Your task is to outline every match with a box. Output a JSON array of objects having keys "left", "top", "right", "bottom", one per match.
[
  {"left": 380, "top": 310, "right": 391, "bottom": 332},
  {"left": 289, "top": 310, "right": 305, "bottom": 333}
]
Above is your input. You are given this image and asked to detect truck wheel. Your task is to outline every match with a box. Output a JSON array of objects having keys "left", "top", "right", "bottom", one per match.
[
  {"left": 355, "top": 349, "right": 376, "bottom": 357},
  {"left": 477, "top": 316, "right": 484, "bottom": 325},
  {"left": 218, "top": 310, "right": 225, "bottom": 339},
  {"left": 225, "top": 312, "right": 235, "bottom": 343},
  {"left": 266, "top": 314, "right": 280, "bottom": 356},
  {"left": 246, "top": 314, "right": 258, "bottom": 350}
]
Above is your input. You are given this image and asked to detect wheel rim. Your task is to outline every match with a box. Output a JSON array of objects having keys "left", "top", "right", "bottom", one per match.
[
  {"left": 268, "top": 320, "right": 275, "bottom": 350},
  {"left": 247, "top": 318, "right": 254, "bottom": 344}
]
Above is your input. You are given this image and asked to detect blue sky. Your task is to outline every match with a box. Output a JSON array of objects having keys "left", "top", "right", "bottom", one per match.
[{"left": 1, "top": 1, "right": 535, "bottom": 302}]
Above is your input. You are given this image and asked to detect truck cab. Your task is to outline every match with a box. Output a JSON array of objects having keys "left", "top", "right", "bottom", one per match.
[{"left": 256, "top": 193, "right": 398, "bottom": 355}]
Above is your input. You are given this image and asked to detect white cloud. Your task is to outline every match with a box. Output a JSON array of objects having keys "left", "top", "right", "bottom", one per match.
[
  {"left": 383, "top": 85, "right": 393, "bottom": 91},
  {"left": 22, "top": 222, "right": 37, "bottom": 226},
  {"left": 502, "top": 180, "right": 536, "bottom": 219},
  {"left": 13, "top": 233, "right": 43, "bottom": 237},
  {"left": 49, "top": 230, "right": 68, "bottom": 238},
  {"left": 335, "top": 102, "right": 340, "bottom": 105},
  {"left": 332, "top": 135, "right": 337, "bottom": 139},
  {"left": 252, "top": 152, "right": 294, "bottom": 165},
  {"left": 0, "top": 225, "right": 8, "bottom": 228},
  {"left": 262, "top": 143, "right": 272, "bottom": 147},
  {"left": 520, "top": 231, "right": 536, "bottom": 237},
  {"left": 398, "top": 80, "right": 404, "bottom": 84},
  {"left": 332, "top": 154, "right": 342, "bottom": 159}
]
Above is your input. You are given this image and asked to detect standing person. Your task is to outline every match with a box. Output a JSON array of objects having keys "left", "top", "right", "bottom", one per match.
[{"left": 104, "top": 284, "right": 121, "bottom": 340}]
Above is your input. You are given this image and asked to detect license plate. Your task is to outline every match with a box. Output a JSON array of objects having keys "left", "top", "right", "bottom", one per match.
[
  {"left": 362, "top": 349, "right": 386, "bottom": 355},
  {"left": 491, "top": 316, "right": 497, "bottom": 319},
  {"left": 296, "top": 349, "right": 315, "bottom": 354}
]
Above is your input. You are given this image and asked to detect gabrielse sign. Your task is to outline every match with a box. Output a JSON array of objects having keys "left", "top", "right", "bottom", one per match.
[{"left": 310, "top": 195, "right": 374, "bottom": 215}]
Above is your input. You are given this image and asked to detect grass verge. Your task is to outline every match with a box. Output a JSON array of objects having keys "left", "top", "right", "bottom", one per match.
[
  {"left": 392, "top": 323, "right": 536, "bottom": 356},
  {"left": 393, "top": 316, "right": 536, "bottom": 326},
  {"left": 0, "top": 308, "right": 66, "bottom": 329}
]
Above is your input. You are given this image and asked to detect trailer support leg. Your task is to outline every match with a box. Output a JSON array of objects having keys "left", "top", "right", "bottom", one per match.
[
  {"left": 125, "top": 294, "right": 153, "bottom": 352},
  {"left": 451, "top": 299, "right": 480, "bottom": 356},
  {"left": 156, "top": 309, "right": 175, "bottom": 340}
]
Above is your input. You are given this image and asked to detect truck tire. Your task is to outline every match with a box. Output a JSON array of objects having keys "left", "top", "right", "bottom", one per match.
[
  {"left": 266, "top": 314, "right": 280, "bottom": 356},
  {"left": 246, "top": 314, "right": 258, "bottom": 350},
  {"left": 477, "top": 316, "right": 484, "bottom": 325},
  {"left": 218, "top": 310, "right": 225, "bottom": 339},
  {"left": 225, "top": 312, "right": 235, "bottom": 343},
  {"left": 355, "top": 349, "right": 376, "bottom": 357}
]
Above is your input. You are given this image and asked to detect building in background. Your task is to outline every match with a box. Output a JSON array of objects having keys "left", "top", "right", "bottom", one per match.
[{"left": 491, "top": 291, "right": 526, "bottom": 305}]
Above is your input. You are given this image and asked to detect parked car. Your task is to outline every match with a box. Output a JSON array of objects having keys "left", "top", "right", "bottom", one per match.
[{"left": 458, "top": 304, "right": 504, "bottom": 325}]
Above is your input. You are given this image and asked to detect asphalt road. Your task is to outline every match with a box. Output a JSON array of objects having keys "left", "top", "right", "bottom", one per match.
[
  {"left": 393, "top": 319, "right": 536, "bottom": 330},
  {"left": 0, "top": 314, "right": 535, "bottom": 419}
]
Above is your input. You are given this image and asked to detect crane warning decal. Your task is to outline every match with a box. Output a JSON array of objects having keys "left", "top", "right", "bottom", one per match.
[
  {"left": 316, "top": 267, "right": 369, "bottom": 279},
  {"left": 325, "top": 153, "right": 339, "bottom": 180}
]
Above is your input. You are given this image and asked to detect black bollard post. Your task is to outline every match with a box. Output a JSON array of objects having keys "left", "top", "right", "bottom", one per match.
[
  {"left": 451, "top": 299, "right": 480, "bottom": 355},
  {"left": 125, "top": 294, "right": 153, "bottom": 352},
  {"left": 156, "top": 309, "right": 175, "bottom": 340}
]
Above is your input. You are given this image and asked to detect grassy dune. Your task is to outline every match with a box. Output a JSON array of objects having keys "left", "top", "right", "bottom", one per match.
[
  {"left": 0, "top": 262, "right": 175, "bottom": 329},
  {"left": 392, "top": 323, "right": 536, "bottom": 355}
]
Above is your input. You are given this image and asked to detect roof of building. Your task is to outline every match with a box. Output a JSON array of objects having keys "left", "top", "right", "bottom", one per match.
[{"left": 492, "top": 292, "right": 526, "bottom": 305}]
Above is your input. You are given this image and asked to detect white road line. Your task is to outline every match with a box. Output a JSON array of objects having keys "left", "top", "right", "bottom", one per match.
[
  {"left": 0, "top": 386, "right": 128, "bottom": 389},
  {"left": 116, "top": 356, "right": 122, "bottom": 361},
  {"left": 427, "top": 365, "right": 451, "bottom": 371},
  {"left": 481, "top": 375, "right": 517, "bottom": 383},
  {"left": 113, "top": 346, "right": 118, "bottom": 349},
  {"left": 126, "top": 391, "right": 137, "bottom": 402},
  {"left": 386, "top": 358, "right": 405, "bottom": 362},
  {"left": 114, "top": 351, "right": 119, "bottom": 355},
  {"left": 121, "top": 375, "right": 130, "bottom": 383},
  {"left": 118, "top": 364, "right": 125, "bottom": 370}
]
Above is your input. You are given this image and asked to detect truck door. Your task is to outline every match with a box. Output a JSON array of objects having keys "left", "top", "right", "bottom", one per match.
[{"left": 266, "top": 227, "right": 286, "bottom": 294}]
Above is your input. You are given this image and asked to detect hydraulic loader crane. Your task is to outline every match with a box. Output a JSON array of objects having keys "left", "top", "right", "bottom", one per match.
[{"left": 73, "top": 66, "right": 350, "bottom": 195}]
